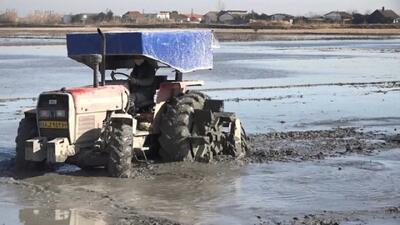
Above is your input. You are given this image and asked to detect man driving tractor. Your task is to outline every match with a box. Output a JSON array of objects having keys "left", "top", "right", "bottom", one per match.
[{"left": 128, "top": 59, "right": 157, "bottom": 113}]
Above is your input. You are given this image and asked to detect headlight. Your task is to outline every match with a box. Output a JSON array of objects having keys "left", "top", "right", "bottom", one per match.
[
  {"left": 56, "top": 110, "right": 66, "bottom": 118},
  {"left": 39, "top": 110, "right": 50, "bottom": 119}
]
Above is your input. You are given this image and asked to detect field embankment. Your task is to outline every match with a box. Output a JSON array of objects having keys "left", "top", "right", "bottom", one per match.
[{"left": 0, "top": 26, "right": 400, "bottom": 41}]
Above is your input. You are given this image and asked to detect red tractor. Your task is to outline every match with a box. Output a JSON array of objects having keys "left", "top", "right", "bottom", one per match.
[{"left": 16, "top": 30, "right": 248, "bottom": 177}]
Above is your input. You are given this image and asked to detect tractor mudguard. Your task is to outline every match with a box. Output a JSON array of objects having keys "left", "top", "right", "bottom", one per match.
[
  {"left": 24, "top": 108, "right": 37, "bottom": 119},
  {"left": 109, "top": 113, "right": 137, "bottom": 133}
]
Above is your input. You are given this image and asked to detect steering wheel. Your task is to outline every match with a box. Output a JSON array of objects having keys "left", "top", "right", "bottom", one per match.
[{"left": 111, "top": 71, "right": 131, "bottom": 81}]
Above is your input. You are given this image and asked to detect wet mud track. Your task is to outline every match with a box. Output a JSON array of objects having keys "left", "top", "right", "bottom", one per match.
[
  {"left": 247, "top": 128, "right": 400, "bottom": 163},
  {"left": 1, "top": 128, "right": 399, "bottom": 225}
]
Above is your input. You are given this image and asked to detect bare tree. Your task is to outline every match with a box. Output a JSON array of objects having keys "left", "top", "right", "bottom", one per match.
[
  {"left": 305, "top": 11, "right": 320, "bottom": 18},
  {"left": 23, "top": 10, "right": 61, "bottom": 25},
  {"left": 106, "top": 9, "right": 114, "bottom": 21},
  {"left": 0, "top": 9, "right": 18, "bottom": 23},
  {"left": 217, "top": 0, "right": 226, "bottom": 11}
]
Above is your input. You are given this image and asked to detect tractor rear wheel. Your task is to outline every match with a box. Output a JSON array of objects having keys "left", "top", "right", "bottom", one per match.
[
  {"left": 107, "top": 120, "right": 133, "bottom": 178},
  {"left": 158, "top": 91, "right": 208, "bottom": 162},
  {"left": 236, "top": 126, "right": 250, "bottom": 158},
  {"left": 15, "top": 118, "right": 44, "bottom": 171}
]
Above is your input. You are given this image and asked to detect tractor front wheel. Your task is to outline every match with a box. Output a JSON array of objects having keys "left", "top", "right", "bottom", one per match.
[
  {"left": 15, "top": 118, "right": 45, "bottom": 171},
  {"left": 107, "top": 120, "right": 133, "bottom": 178}
]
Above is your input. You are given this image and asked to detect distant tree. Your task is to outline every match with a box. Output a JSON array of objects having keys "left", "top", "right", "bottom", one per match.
[
  {"left": 106, "top": 9, "right": 113, "bottom": 21},
  {"left": 170, "top": 11, "right": 179, "bottom": 19},
  {"left": 23, "top": 10, "right": 61, "bottom": 25},
  {"left": 96, "top": 12, "right": 106, "bottom": 22},
  {"left": 259, "top": 13, "right": 270, "bottom": 20},
  {"left": 94, "top": 10, "right": 114, "bottom": 23},
  {"left": 217, "top": 0, "right": 225, "bottom": 11},
  {"left": 0, "top": 9, "right": 18, "bottom": 23},
  {"left": 305, "top": 12, "right": 321, "bottom": 19},
  {"left": 246, "top": 10, "right": 259, "bottom": 21}
]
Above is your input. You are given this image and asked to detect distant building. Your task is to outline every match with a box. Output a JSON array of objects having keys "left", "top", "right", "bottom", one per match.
[
  {"left": 138, "top": 13, "right": 157, "bottom": 24},
  {"left": 352, "top": 13, "right": 367, "bottom": 24},
  {"left": 302, "top": 16, "right": 325, "bottom": 24},
  {"left": 170, "top": 11, "right": 186, "bottom": 23},
  {"left": 324, "top": 11, "right": 352, "bottom": 22},
  {"left": 62, "top": 15, "right": 72, "bottom": 24},
  {"left": 202, "top": 11, "right": 219, "bottom": 24},
  {"left": 157, "top": 11, "right": 171, "bottom": 21},
  {"left": 182, "top": 13, "right": 202, "bottom": 23},
  {"left": 270, "top": 13, "right": 294, "bottom": 24},
  {"left": 367, "top": 7, "right": 399, "bottom": 24},
  {"left": 395, "top": 18, "right": 400, "bottom": 24},
  {"left": 226, "top": 10, "right": 248, "bottom": 16},
  {"left": 71, "top": 13, "right": 98, "bottom": 23},
  {"left": 218, "top": 10, "right": 248, "bottom": 24},
  {"left": 122, "top": 11, "right": 142, "bottom": 23},
  {"left": 170, "top": 11, "right": 202, "bottom": 23},
  {"left": 218, "top": 12, "right": 234, "bottom": 23},
  {"left": 143, "top": 13, "right": 157, "bottom": 19}
]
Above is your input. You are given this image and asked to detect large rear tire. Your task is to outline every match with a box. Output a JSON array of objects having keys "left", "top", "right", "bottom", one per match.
[
  {"left": 15, "top": 118, "right": 44, "bottom": 171},
  {"left": 238, "top": 126, "right": 250, "bottom": 158},
  {"left": 107, "top": 120, "right": 133, "bottom": 178},
  {"left": 158, "top": 91, "right": 207, "bottom": 162}
]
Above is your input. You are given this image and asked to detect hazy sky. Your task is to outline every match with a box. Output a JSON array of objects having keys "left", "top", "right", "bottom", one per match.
[{"left": 1, "top": 0, "right": 400, "bottom": 16}]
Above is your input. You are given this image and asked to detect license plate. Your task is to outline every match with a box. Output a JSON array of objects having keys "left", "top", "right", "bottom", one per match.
[{"left": 39, "top": 121, "right": 68, "bottom": 129}]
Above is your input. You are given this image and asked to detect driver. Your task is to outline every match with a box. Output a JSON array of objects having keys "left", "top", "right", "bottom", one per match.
[{"left": 128, "top": 59, "right": 157, "bottom": 113}]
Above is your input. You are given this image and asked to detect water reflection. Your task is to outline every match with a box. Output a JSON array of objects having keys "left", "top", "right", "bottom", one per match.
[{"left": 19, "top": 208, "right": 107, "bottom": 225}]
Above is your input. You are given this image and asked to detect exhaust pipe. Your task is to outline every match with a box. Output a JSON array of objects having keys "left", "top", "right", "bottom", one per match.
[
  {"left": 97, "top": 28, "right": 106, "bottom": 86},
  {"left": 88, "top": 54, "right": 102, "bottom": 88}
]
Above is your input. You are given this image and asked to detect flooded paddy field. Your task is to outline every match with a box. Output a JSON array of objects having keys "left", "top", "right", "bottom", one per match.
[{"left": 0, "top": 37, "right": 400, "bottom": 225}]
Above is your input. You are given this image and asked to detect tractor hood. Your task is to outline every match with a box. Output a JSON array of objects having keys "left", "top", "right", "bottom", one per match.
[
  {"left": 65, "top": 85, "right": 129, "bottom": 114},
  {"left": 66, "top": 30, "right": 214, "bottom": 73}
]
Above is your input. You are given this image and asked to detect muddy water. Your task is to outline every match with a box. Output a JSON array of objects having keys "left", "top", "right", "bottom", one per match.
[
  {"left": 1, "top": 150, "right": 399, "bottom": 225},
  {"left": 1, "top": 38, "right": 400, "bottom": 224}
]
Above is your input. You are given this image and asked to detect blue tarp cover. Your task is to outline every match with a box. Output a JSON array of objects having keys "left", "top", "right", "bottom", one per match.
[{"left": 66, "top": 30, "right": 213, "bottom": 73}]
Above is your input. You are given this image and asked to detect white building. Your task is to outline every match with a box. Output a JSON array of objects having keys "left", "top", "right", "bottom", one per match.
[{"left": 157, "top": 11, "right": 170, "bottom": 21}]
